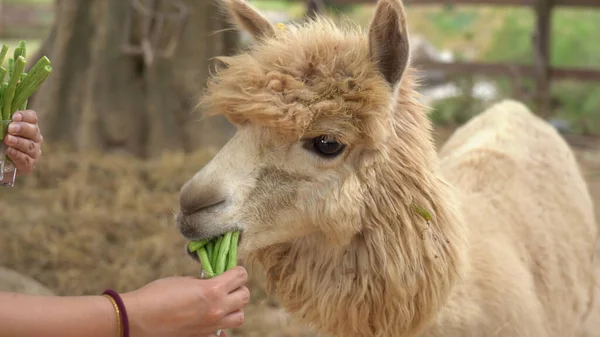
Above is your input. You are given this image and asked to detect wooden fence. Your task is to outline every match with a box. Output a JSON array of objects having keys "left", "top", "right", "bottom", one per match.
[
  {"left": 302, "top": 0, "right": 600, "bottom": 118},
  {"left": 2, "top": 0, "right": 599, "bottom": 118}
]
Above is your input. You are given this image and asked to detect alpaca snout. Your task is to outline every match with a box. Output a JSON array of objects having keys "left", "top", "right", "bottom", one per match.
[
  {"left": 175, "top": 209, "right": 224, "bottom": 241},
  {"left": 179, "top": 179, "right": 228, "bottom": 216},
  {"left": 175, "top": 183, "right": 240, "bottom": 242}
]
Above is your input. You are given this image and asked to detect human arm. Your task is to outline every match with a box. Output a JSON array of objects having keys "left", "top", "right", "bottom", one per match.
[
  {"left": 3, "top": 109, "right": 43, "bottom": 176},
  {"left": 0, "top": 266, "right": 250, "bottom": 337},
  {"left": 0, "top": 291, "right": 119, "bottom": 337}
]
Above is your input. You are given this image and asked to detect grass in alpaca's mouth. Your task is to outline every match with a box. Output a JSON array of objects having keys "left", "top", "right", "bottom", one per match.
[{"left": 185, "top": 232, "right": 243, "bottom": 264}]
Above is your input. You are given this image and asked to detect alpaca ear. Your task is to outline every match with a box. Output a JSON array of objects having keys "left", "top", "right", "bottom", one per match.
[
  {"left": 223, "top": 0, "right": 276, "bottom": 42},
  {"left": 367, "top": 0, "right": 411, "bottom": 86}
]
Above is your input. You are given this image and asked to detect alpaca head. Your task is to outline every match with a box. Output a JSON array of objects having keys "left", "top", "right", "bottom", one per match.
[
  {"left": 177, "top": 0, "right": 416, "bottom": 255},
  {"left": 178, "top": 1, "right": 466, "bottom": 335}
]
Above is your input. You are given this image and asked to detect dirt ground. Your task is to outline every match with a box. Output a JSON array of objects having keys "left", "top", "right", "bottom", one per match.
[{"left": 0, "top": 126, "right": 599, "bottom": 336}]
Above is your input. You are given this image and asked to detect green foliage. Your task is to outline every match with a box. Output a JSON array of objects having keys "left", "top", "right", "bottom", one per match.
[
  {"left": 551, "top": 9, "right": 600, "bottom": 68},
  {"left": 552, "top": 82, "right": 600, "bottom": 135},
  {"left": 401, "top": 5, "right": 600, "bottom": 135},
  {"left": 480, "top": 8, "right": 534, "bottom": 64},
  {"left": 426, "top": 7, "right": 479, "bottom": 35},
  {"left": 428, "top": 76, "right": 488, "bottom": 127},
  {"left": 483, "top": 8, "right": 600, "bottom": 134}
]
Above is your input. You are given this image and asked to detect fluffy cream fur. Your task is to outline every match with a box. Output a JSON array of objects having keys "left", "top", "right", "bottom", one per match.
[{"left": 177, "top": 0, "right": 599, "bottom": 336}]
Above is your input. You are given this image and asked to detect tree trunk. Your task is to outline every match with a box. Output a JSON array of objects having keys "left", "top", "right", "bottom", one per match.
[{"left": 29, "top": 0, "right": 238, "bottom": 158}]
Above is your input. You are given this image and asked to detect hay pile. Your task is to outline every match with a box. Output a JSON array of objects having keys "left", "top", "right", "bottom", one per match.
[{"left": 0, "top": 144, "right": 316, "bottom": 337}]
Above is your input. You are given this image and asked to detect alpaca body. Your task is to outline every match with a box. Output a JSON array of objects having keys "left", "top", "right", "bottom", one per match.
[
  {"left": 424, "top": 100, "right": 597, "bottom": 337},
  {"left": 252, "top": 99, "right": 597, "bottom": 337},
  {"left": 176, "top": 1, "right": 598, "bottom": 336}
]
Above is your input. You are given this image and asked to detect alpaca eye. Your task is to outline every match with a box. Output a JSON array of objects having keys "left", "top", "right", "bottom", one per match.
[{"left": 304, "top": 135, "right": 346, "bottom": 158}]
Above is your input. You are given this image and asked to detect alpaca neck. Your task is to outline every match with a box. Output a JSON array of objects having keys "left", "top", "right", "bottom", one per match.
[
  {"left": 254, "top": 176, "right": 468, "bottom": 337},
  {"left": 254, "top": 150, "right": 468, "bottom": 336},
  {"left": 253, "top": 76, "right": 469, "bottom": 337}
]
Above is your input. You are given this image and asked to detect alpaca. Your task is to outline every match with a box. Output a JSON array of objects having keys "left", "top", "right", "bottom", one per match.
[{"left": 176, "top": 0, "right": 599, "bottom": 336}]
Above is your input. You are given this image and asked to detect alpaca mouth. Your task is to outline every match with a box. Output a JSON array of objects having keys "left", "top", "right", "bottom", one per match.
[{"left": 185, "top": 231, "right": 243, "bottom": 264}]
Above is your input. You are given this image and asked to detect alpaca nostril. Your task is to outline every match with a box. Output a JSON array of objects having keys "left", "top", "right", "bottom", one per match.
[
  {"left": 179, "top": 183, "right": 228, "bottom": 215},
  {"left": 181, "top": 199, "right": 226, "bottom": 216}
]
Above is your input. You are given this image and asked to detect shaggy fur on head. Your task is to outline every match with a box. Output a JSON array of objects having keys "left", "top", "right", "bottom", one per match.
[
  {"left": 178, "top": 0, "right": 598, "bottom": 336},
  {"left": 202, "top": 19, "right": 393, "bottom": 149}
]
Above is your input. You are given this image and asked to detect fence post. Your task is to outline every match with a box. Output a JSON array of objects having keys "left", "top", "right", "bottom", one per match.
[
  {"left": 306, "top": 0, "right": 325, "bottom": 19},
  {"left": 533, "top": 0, "right": 553, "bottom": 119}
]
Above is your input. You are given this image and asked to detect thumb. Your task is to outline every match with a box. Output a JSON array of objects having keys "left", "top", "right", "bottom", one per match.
[{"left": 211, "top": 266, "right": 248, "bottom": 293}]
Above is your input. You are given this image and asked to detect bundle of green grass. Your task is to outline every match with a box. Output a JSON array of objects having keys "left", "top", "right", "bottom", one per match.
[
  {"left": 187, "top": 231, "right": 241, "bottom": 278},
  {"left": 0, "top": 41, "right": 52, "bottom": 140},
  {"left": 188, "top": 231, "right": 241, "bottom": 336}
]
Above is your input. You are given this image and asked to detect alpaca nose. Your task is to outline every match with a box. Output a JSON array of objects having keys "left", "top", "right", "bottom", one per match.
[{"left": 179, "top": 180, "right": 227, "bottom": 215}]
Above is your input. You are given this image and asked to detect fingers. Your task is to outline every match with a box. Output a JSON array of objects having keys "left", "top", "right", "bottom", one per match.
[
  {"left": 7, "top": 121, "right": 42, "bottom": 143},
  {"left": 4, "top": 115, "right": 43, "bottom": 175},
  {"left": 6, "top": 146, "right": 36, "bottom": 174},
  {"left": 12, "top": 110, "right": 38, "bottom": 124},
  {"left": 222, "top": 286, "right": 250, "bottom": 314},
  {"left": 5, "top": 133, "right": 41, "bottom": 160},
  {"left": 218, "top": 310, "right": 245, "bottom": 330},
  {"left": 212, "top": 266, "right": 248, "bottom": 293},
  {"left": 194, "top": 268, "right": 248, "bottom": 334},
  {"left": 210, "top": 287, "right": 247, "bottom": 332}
]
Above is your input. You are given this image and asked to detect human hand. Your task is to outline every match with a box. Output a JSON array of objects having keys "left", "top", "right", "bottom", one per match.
[
  {"left": 122, "top": 266, "right": 250, "bottom": 337},
  {"left": 4, "top": 110, "right": 43, "bottom": 176}
]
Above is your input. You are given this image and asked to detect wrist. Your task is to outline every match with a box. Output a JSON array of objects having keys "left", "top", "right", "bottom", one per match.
[
  {"left": 101, "top": 294, "right": 122, "bottom": 337},
  {"left": 98, "top": 295, "right": 120, "bottom": 337},
  {"left": 120, "top": 291, "right": 142, "bottom": 337},
  {"left": 103, "top": 289, "right": 133, "bottom": 337}
]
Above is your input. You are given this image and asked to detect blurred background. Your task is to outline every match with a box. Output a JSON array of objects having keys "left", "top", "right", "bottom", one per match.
[{"left": 0, "top": 0, "right": 599, "bottom": 336}]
